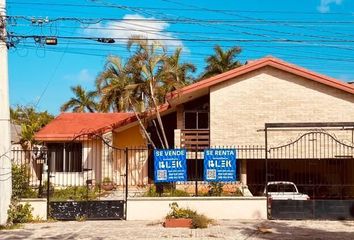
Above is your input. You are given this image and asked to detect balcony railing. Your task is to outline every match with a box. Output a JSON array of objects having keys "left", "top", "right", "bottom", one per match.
[{"left": 181, "top": 129, "right": 210, "bottom": 150}]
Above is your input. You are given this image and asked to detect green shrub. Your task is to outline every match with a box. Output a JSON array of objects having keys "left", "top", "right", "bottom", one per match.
[
  {"left": 208, "top": 182, "right": 223, "bottom": 196},
  {"left": 233, "top": 187, "right": 243, "bottom": 196},
  {"left": 12, "top": 164, "right": 37, "bottom": 199},
  {"left": 143, "top": 185, "right": 159, "bottom": 197},
  {"left": 7, "top": 202, "right": 33, "bottom": 225},
  {"left": 51, "top": 186, "right": 99, "bottom": 201},
  {"left": 166, "top": 202, "right": 196, "bottom": 219},
  {"left": 191, "top": 214, "right": 213, "bottom": 229},
  {"left": 165, "top": 202, "right": 213, "bottom": 228},
  {"left": 75, "top": 215, "right": 87, "bottom": 222},
  {"left": 102, "top": 177, "right": 112, "bottom": 183},
  {"left": 143, "top": 185, "right": 189, "bottom": 197},
  {"left": 42, "top": 180, "right": 54, "bottom": 196},
  {"left": 170, "top": 189, "right": 189, "bottom": 197}
]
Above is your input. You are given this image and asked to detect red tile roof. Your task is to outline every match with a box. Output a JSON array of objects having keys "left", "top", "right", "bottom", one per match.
[
  {"left": 35, "top": 56, "right": 354, "bottom": 141},
  {"left": 166, "top": 56, "right": 354, "bottom": 101},
  {"left": 35, "top": 112, "right": 134, "bottom": 141}
]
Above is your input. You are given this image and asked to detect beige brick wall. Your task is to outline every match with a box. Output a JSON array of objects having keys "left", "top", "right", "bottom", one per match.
[{"left": 210, "top": 66, "right": 354, "bottom": 147}]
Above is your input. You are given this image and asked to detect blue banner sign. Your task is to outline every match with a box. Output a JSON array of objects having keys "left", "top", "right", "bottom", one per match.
[
  {"left": 154, "top": 149, "right": 187, "bottom": 183},
  {"left": 204, "top": 149, "right": 237, "bottom": 182}
]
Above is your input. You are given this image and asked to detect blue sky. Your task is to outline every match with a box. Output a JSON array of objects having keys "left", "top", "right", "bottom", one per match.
[{"left": 6, "top": 0, "right": 354, "bottom": 114}]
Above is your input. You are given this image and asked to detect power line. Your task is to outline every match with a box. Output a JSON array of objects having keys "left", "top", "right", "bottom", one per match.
[
  {"left": 8, "top": 1, "right": 354, "bottom": 42},
  {"left": 16, "top": 43, "right": 354, "bottom": 64},
  {"left": 157, "top": 0, "right": 354, "bottom": 40},
  {"left": 7, "top": 3, "right": 354, "bottom": 65},
  {"left": 7, "top": 1, "right": 354, "bottom": 16},
  {"left": 6, "top": 15, "right": 354, "bottom": 24},
  {"left": 87, "top": 0, "right": 354, "bottom": 44},
  {"left": 9, "top": 34, "right": 354, "bottom": 43},
  {"left": 9, "top": 16, "right": 354, "bottom": 46},
  {"left": 34, "top": 40, "right": 70, "bottom": 108},
  {"left": 15, "top": 35, "right": 354, "bottom": 60},
  {"left": 11, "top": 23, "right": 352, "bottom": 37},
  {"left": 82, "top": 0, "right": 354, "bottom": 50}
]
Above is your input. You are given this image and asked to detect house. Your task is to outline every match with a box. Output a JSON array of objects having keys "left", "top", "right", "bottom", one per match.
[
  {"left": 34, "top": 112, "right": 138, "bottom": 187},
  {"left": 11, "top": 123, "right": 22, "bottom": 147},
  {"left": 34, "top": 56, "right": 354, "bottom": 196}
]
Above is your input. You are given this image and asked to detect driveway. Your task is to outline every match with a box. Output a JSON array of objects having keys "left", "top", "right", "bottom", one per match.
[{"left": 1, "top": 220, "right": 354, "bottom": 240}]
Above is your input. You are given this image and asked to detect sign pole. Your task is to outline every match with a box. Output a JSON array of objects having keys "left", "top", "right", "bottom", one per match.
[
  {"left": 125, "top": 147, "right": 128, "bottom": 220},
  {"left": 194, "top": 146, "right": 198, "bottom": 196}
]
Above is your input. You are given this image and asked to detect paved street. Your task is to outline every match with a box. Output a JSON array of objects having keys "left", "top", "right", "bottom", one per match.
[{"left": 1, "top": 220, "right": 354, "bottom": 240}]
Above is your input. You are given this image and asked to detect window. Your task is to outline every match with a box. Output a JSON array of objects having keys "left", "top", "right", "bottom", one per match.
[
  {"left": 185, "top": 112, "right": 197, "bottom": 129},
  {"left": 198, "top": 112, "right": 209, "bottom": 129},
  {"left": 184, "top": 111, "right": 209, "bottom": 130},
  {"left": 47, "top": 143, "right": 83, "bottom": 172},
  {"left": 267, "top": 183, "right": 297, "bottom": 193}
]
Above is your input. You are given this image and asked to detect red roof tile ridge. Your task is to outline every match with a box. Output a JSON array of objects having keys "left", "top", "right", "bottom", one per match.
[{"left": 266, "top": 57, "right": 354, "bottom": 91}]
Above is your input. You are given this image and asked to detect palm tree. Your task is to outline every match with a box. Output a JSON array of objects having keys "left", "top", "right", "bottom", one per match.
[
  {"left": 202, "top": 45, "right": 242, "bottom": 79},
  {"left": 127, "top": 35, "right": 169, "bottom": 148},
  {"left": 158, "top": 47, "right": 196, "bottom": 99},
  {"left": 60, "top": 85, "right": 97, "bottom": 113},
  {"left": 96, "top": 56, "right": 138, "bottom": 112},
  {"left": 11, "top": 105, "right": 54, "bottom": 149}
]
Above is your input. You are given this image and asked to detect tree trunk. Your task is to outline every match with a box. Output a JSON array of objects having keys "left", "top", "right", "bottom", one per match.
[
  {"left": 129, "top": 98, "right": 156, "bottom": 149},
  {"left": 153, "top": 120, "right": 165, "bottom": 149},
  {"left": 149, "top": 81, "right": 169, "bottom": 149}
]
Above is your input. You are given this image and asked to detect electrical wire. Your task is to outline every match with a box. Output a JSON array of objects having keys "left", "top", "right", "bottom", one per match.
[
  {"left": 9, "top": 34, "right": 354, "bottom": 43},
  {"left": 7, "top": 15, "right": 354, "bottom": 24},
  {"left": 7, "top": 1, "right": 354, "bottom": 16}
]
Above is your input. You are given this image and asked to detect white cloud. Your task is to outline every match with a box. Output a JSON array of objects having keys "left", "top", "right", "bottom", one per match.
[
  {"left": 317, "top": 0, "right": 342, "bottom": 13},
  {"left": 64, "top": 69, "right": 94, "bottom": 83},
  {"left": 82, "top": 14, "right": 184, "bottom": 49}
]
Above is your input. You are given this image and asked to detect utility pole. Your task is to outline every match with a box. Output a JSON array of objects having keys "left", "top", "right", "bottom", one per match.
[{"left": 0, "top": 0, "right": 11, "bottom": 226}]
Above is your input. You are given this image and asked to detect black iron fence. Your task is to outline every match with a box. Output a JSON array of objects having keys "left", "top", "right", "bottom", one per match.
[
  {"left": 10, "top": 133, "right": 148, "bottom": 220},
  {"left": 11, "top": 147, "right": 47, "bottom": 198},
  {"left": 10, "top": 146, "right": 147, "bottom": 198},
  {"left": 11, "top": 144, "right": 266, "bottom": 199},
  {"left": 11, "top": 139, "right": 354, "bottom": 200},
  {"left": 11, "top": 125, "right": 354, "bottom": 220},
  {"left": 264, "top": 123, "right": 354, "bottom": 220}
]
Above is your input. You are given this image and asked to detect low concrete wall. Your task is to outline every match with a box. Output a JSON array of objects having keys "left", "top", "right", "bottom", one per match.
[
  {"left": 19, "top": 198, "right": 47, "bottom": 220},
  {"left": 127, "top": 197, "right": 266, "bottom": 220}
]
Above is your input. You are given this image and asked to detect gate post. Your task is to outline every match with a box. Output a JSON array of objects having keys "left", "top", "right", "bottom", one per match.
[
  {"left": 195, "top": 146, "right": 198, "bottom": 196},
  {"left": 264, "top": 124, "right": 269, "bottom": 219},
  {"left": 46, "top": 152, "right": 51, "bottom": 220},
  {"left": 124, "top": 147, "right": 128, "bottom": 220}
]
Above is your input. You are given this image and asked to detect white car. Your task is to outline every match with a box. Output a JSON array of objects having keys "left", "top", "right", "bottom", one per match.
[{"left": 264, "top": 181, "right": 310, "bottom": 200}]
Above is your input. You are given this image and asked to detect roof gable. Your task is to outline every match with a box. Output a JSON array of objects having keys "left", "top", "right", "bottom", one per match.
[{"left": 166, "top": 56, "right": 354, "bottom": 103}]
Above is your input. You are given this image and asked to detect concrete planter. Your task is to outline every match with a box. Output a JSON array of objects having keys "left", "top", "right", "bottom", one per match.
[
  {"left": 101, "top": 182, "right": 114, "bottom": 191},
  {"left": 164, "top": 218, "right": 192, "bottom": 228},
  {"left": 19, "top": 198, "right": 47, "bottom": 220}
]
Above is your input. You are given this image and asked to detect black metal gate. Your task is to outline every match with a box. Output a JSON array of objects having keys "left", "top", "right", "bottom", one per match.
[
  {"left": 265, "top": 122, "right": 354, "bottom": 220},
  {"left": 45, "top": 132, "right": 142, "bottom": 220}
]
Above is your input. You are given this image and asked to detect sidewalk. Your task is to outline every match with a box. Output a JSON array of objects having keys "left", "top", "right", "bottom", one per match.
[{"left": 1, "top": 219, "right": 353, "bottom": 239}]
